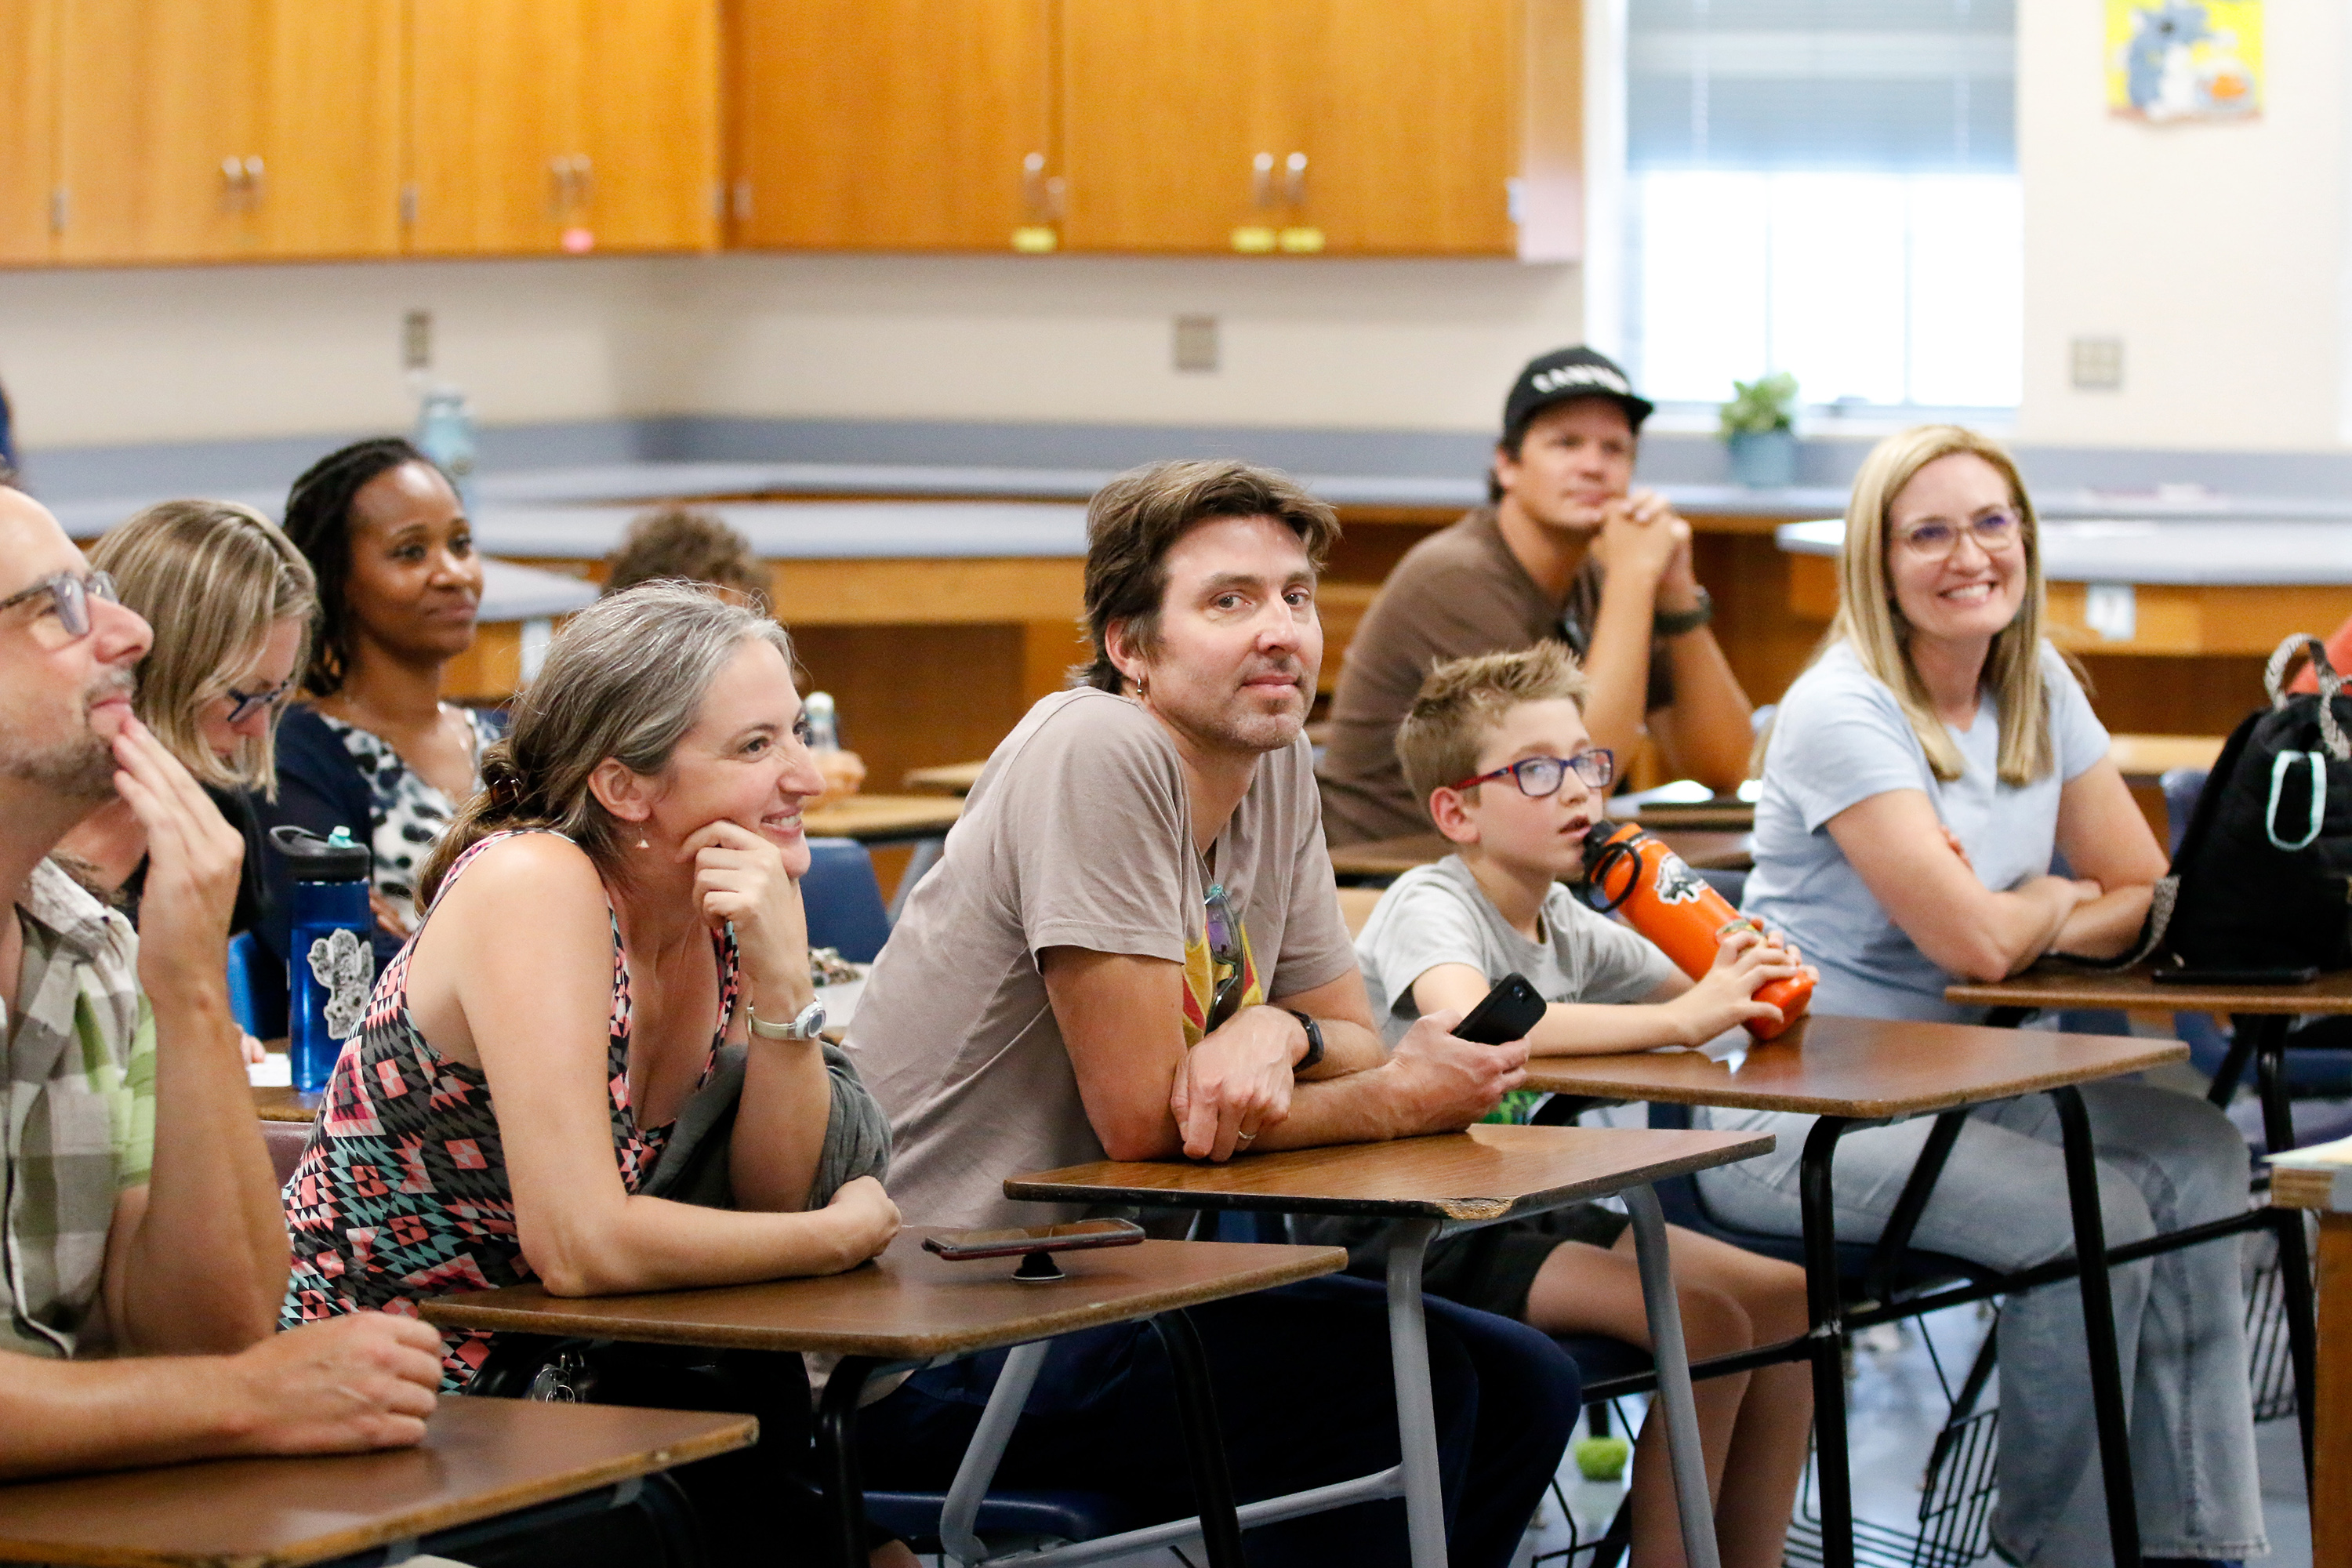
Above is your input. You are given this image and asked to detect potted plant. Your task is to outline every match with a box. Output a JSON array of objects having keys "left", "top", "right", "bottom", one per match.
[{"left": 1719, "top": 372, "right": 1800, "bottom": 488}]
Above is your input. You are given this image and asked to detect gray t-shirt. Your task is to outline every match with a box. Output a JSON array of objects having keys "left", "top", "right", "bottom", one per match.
[
  {"left": 848, "top": 688, "right": 1359, "bottom": 1229},
  {"left": 1356, "top": 855, "right": 1675, "bottom": 1044},
  {"left": 1740, "top": 639, "right": 2109, "bottom": 1023}
]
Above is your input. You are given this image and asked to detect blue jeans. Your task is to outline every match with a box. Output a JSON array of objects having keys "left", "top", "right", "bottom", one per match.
[
  {"left": 856, "top": 1272, "right": 1581, "bottom": 1568},
  {"left": 1698, "top": 1080, "right": 2263, "bottom": 1566}
]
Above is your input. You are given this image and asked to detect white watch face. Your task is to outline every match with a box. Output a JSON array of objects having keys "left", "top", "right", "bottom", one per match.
[{"left": 795, "top": 1001, "right": 827, "bottom": 1038}]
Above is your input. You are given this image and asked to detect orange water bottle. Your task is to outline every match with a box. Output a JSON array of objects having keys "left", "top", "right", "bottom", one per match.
[{"left": 1580, "top": 820, "right": 1812, "bottom": 1041}]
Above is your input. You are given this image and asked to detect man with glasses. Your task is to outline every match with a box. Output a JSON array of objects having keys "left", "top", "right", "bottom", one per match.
[
  {"left": 0, "top": 482, "right": 441, "bottom": 1475},
  {"left": 849, "top": 459, "right": 1579, "bottom": 1568},
  {"left": 1320, "top": 346, "right": 1755, "bottom": 844}
]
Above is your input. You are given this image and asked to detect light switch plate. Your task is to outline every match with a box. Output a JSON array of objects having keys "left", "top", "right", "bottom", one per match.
[
  {"left": 2071, "top": 336, "right": 2123, "bottom": 391},
  {"left": 1174, "top": 314, "right": 1219, "bottom": 373}
]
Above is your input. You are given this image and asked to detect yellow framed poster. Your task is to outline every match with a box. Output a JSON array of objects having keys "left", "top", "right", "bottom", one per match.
[{"left": 2107, "top": 0, "right": 2262, "bottom": 122}]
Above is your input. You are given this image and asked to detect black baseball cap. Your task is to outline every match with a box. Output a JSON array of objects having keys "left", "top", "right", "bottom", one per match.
[{"left": 1501, "top": 347, "right": 1655, "bottom": 442}]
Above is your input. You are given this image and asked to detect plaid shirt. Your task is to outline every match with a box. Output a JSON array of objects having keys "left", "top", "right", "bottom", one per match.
[{"left": 2, "top": 859, "right": 154, "bottom": 1359}]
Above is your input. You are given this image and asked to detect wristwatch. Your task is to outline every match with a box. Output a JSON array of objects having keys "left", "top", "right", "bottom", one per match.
[
  {"left": 1653, "top": 586, "right": 1713, "bottom": 637},
  {"left": 1286, "top": 1009, "right": 1325, "bottom": 1072},
  {"left": 748, "top": 998, "right": 827, "bottom": 1041}
]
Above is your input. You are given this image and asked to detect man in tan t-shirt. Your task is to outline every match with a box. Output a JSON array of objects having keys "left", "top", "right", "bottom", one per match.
[
  {"left": 1319, "top": 347, "right": 1755, "bottom": 844},
  {"left": 848, "top": 459, "right": 1579, "bottom": 1568}
]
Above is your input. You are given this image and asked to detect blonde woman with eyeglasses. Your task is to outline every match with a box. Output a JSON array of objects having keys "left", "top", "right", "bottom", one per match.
[
  {"left": 57, "top": 501, "right": 315, "bottom": 947},
  {"left": 1693, "top": 426, "right": 2260, "bottom": 1568}
]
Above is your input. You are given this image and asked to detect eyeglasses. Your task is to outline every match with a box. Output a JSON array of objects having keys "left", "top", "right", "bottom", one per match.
[
  {"left": 0, "top": 569, "right": 118, "bottom": 641},
  {"left": 1205, "top": 882, "right": 1246, "bottom": 1031},
  {"left": 222, "top": 670, "right": 299, "bottom": 725},
  {"left": 1451, "top": 748, "right": 1615, "bottom": 799},
  {"left": 1893, "top": 510, "right": 2022, "bottom": 561}
]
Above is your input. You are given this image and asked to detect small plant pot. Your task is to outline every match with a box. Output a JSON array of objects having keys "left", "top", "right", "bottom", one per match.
[{"left": 1726, "top": 428, "right": 1798, "bottom": 488}]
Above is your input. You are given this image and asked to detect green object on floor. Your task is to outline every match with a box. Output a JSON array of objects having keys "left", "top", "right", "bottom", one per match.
[{"left": 1573, "top": 1435, "right": 1631, "bottom": 1482}]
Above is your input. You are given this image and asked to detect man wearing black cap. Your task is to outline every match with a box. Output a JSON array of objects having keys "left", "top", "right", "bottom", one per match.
[{"left": 1319, "top": 347, "right": 1754, "bottom": 844}]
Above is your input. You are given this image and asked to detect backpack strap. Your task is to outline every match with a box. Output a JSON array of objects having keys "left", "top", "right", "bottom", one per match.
[{"left": 2267, "top": 633, "right": 2351, "bottom": 761}]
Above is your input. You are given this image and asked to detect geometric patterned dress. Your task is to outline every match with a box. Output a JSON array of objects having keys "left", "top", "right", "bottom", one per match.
[{"left": 278, "top": 829, "right": 738, "bottom": 1390}]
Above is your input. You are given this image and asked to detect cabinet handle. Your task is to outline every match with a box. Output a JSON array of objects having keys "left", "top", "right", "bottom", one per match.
[
  {"left": 548, "top": 157, "right": 569, "bottom": 217},
  {"left": 732, "top": 177, "right": 753, "bottom": 221},
  {"left": 244, "top": 156, "right": 265, "bottom": 206},
  {"left": 221, "top": 155, "right": 245, "bottom": 212},
  {"left": 1284, "top": 151, "right": 1307, "bottom": 206},
  {"left": 1251, "top": 151, "right": 1276, "bottom": 208},
  {"left": 572, "top": 154, "right": 593, "bottom": 208},
  {"left": 1021, "top": 153, "right": 1065, "bottom": 221}
]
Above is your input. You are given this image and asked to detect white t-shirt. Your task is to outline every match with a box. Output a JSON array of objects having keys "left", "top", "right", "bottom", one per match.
[
  {"left": 1356, "top": 855, "right": 1677, "bottom": 1045},
  {"left": 1740, "top": 639, "right": 2111, "bottom": 1022}
]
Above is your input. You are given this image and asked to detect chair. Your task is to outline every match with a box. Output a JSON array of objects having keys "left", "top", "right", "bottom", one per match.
[
  {"left": 227, "top": 929, "right": 288, "bottom": 1040},
  {"left": 263, "top": 1120, "right": 310, "bottom": 1185},
  {"left": 800, "top": 837, "right": 893, "bottom": 963}
]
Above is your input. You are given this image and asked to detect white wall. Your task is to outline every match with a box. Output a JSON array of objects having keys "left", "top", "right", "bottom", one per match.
[
  {"left": 0, "top": 251, "right": 1584, "bottom": 451},
  {"left": 2017, "top": 0, "right": 2348, "bottom": 450}
]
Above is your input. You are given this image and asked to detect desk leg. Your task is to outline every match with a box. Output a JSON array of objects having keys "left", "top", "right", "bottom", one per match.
[
  {"left": 1797, "top": 1116, "right": 1856, "bottom": 1568},
  {"left": 2315, "top": 1214, "right": 2352, "bottom": 1568},
  {"left": 1149, "top": 1311, "right": 1247, "bottom": 1568},
  {"left": 2049, "top": 1085, "right": 2140, "bottom": 1568},
  {"left": 940, "top": 1339, "right": 1052, "bottom": 1566},
  {"left": 1384, "top": 1216, "right": 1450, "bottom": 1568},
  {"left": 1624, "top": 1185, "right": 1723, "bottom": 1568},
  {"left": 816, "top": 1354, "right": 880, "bottom": 1568},
  {"left": 2252, "top": 1014, "right": 2297, "bottom": 1156},
  {"left": 2275, "top": 1204, "right": 2321, "bottom": 1496}
]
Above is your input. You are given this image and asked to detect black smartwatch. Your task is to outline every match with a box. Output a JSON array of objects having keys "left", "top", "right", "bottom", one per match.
[
  {"left": 1286, "top": 1009, "right": 1324, "bottom": 1072},
  {"left": 1653, "top": 586, "right": 1714, "bottom": 637}
]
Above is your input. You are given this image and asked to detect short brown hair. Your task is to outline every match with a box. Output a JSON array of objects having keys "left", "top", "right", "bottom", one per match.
[
  {"left": 1396, "top": 643, "right": 1589, "bottom": 816},
  {"left": 1079, "top": 459, "right": 1340, "bottom": 691},
  {"left": 604, "top": 506, "right": 768, "bottom": 603}
]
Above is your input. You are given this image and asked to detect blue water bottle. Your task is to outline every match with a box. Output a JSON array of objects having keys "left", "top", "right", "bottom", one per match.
[{"left": 271, "top": 825, "right": 376, "bottom": 1094}]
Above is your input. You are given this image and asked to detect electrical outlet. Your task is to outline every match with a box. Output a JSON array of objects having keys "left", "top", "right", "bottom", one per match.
[
  {"left": 402, "top": 310, "right": 432, "bottom": 373},
  {"left": 2071, "top": 336, "right": 2122, "bottom": 391},
  {"left": 1174, "top": 314, "right": 1219, "bottom": 374}
]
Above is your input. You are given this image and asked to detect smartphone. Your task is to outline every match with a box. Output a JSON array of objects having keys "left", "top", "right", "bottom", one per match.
[
  {"left": 1454, "top": 972, "right": 1547, "bottom": 1045},
  {"left": 921, "top": 1218, "right": 1146, "bottom": 1261},
  {"left": 2152, "top": 965, "right": 2321, "bottom": 987}
]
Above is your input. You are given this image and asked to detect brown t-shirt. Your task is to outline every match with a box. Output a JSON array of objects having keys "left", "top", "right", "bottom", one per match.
[
  {"left": 848, "top": 688, "right": 1359, "bottom": 1229},
  {"left": 1317, "top": 507, "right": 1676, "bottom": 845}
]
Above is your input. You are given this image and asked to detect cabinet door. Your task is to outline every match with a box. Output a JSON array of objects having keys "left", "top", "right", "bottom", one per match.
[
  {"left": 55, "top": 0, "right": 262, "bottom": 263},
  {"left": 407, "top": 0, "right": 583, "bottom": 256},
  {"left": 251, "top": 0, "right": 401, "bottom": 258},
  {"left": 1305, "top": 0, "right": 1519, "bottom": 255},
  {"left": 729, "top": 0, "right": 1052, "bottom": 251},
  {"left": 0, "top": 0, "right": 56, "bottom": 263},
  {"left": 1059, "top": 0, "right": 1318, "bottom": 253},
  {"left": 579, "top": 0, "right": 718, "bottom": 252}
]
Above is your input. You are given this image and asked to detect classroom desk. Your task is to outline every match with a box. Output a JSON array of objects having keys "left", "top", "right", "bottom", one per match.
[
  {"left": 804, "top": 793, "right": 963, "bottom": 844},
  {"left": 2107, "top": 733, "right": 2224, "bottom": 785},
  {"left": 423, "top": 1231, "right": 1342, "bottom": 1568},
  {"left": 1327, "top": 829, "right": 1754, "bottom": 881},
  {"left": 0, "top": 1397, "right": 752, "bottom": 1568},
  {"left": 2267, "top": 1171, "right": 2351, "bottom": 1568},
  {"left": 1521, "top": 1014, "right": 2195, "bottom": 1568},
  {"left": 1007, "top": 1123, "right": 1772, "bottom": 1568},
  {"left": 903, "top": 759, "right": 988, "bottom": 795}
]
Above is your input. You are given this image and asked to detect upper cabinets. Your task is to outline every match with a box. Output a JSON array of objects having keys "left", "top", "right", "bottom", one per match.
[
  {"left": 0, "top": 0, "right": 56, "bottom": 261},
  {"left": 731, "top": 0, "right": 1581, "bottom": 259}
]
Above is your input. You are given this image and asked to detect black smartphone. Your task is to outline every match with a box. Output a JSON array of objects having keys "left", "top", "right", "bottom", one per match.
[
  {"left": 1454, "top": 972, "right": 1547, "bottom": 1045},
  {"left": 921, "top": 1218, "right": 1146, "bottom": 1261},
  {"left": 2152, "top": 965, "right": 2321, "bottom": 987}
]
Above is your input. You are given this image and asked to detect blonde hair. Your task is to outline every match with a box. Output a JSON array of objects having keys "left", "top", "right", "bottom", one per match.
[
  {"left": 418, "top": 583, "right": 793, "bottom": 909},
  {"left": 89, "top": 500, "right": 317, "bottom": 795},
  {"left": 1397, "top": 643, "right": 1590, "bottom": 817},
  {"left": 1826, "top": 425, "right": 2055, "bottom": 787}
]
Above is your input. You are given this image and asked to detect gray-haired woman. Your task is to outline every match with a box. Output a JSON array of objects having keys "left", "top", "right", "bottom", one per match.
[{"left": 276, "top": 583, "right": 909, "bottom": 1566}]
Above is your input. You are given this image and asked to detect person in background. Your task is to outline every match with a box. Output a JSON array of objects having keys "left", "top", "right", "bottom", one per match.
[
  {"left": 1319, "top": 347, "right": 1754, "bottom": 844},
  {"left": 850, "top": 459, "right": 1577, "bottom": 1568},
  {"left": 1308, "top": 642, "right": 1811, "bottom": 1568},
  {"left": 604, "top": 504, "right": 866, "bottom": 802},
  {"left": 280, "top": 583, "right": 904, "bottom": 1564},
  {"left": 1715, "top": 425, "right": 2259, "bottom": 1568},
  {"left": 0, "top": 478, "right": 440, "bottom": 1479},
  {"left": 267, "top": 437, "right": 492, "bottom": 964}
]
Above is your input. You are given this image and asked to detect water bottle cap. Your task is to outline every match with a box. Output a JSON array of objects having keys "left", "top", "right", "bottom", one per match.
[{"left": 269, "top": 824, "right": 373, "bottom": 882}]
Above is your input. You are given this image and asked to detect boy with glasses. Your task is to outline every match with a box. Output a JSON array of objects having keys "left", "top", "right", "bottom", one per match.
[{"left": 1303, "top": 643, "right": 1816, "bottom": 1568}]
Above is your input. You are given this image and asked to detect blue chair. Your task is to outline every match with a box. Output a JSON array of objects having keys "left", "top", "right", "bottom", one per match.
[
  {"left": 801, "top": 838, "right": 893, "bottom": 963},
  {"left": 227, "top": 930, "right": 288, "bottom": 1040}
]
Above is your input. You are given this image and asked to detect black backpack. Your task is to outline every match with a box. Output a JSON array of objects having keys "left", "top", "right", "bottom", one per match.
[{"left": 2159, "top": 634, "right": 2352, "bottom": 971}]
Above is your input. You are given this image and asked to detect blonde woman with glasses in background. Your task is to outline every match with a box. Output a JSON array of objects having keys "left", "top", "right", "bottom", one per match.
[
  {"left": 57, "top": 502, "right": 315, "bottom": 970},
  {"left": 1694, "top": 426, "right": 2259, "bottom": 1568}
]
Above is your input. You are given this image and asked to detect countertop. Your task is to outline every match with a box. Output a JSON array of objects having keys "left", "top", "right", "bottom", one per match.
[{"left": 1776, "top": 517, "right": 2352, "bottom": 586}]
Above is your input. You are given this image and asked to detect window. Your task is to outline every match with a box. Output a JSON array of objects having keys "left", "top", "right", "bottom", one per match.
[{"left": 1624, "top": 1, "right": 2020, "bottom": 414}]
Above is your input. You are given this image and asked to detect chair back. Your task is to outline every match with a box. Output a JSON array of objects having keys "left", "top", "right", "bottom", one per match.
[
  {"left": 802, "top": 837, "right": 893, "bottom": 963},
  {"left": 227, "top": 930, "right": 289, "bottom": 1039}
]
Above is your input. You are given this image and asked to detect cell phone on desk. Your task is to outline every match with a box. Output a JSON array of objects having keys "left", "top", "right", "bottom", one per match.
[
  {"left": 1453, "top": 972, "right": 1547, "bottom": 1045},
  {"left": 2152, "top": 965, "right": 2321, "bottom": 986},
  {"left": 921, "top": 1218, "right": 1146, "bottom": 1261}
]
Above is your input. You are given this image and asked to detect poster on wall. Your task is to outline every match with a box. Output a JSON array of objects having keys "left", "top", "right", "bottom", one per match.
[{"left": 2107, "top": 0, "right": 2262, "bottom": 122}]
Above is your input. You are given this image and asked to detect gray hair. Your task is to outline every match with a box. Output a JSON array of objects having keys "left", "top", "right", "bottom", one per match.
[{"left": 417, "top": 581, "right": 793, "bottom": 907}]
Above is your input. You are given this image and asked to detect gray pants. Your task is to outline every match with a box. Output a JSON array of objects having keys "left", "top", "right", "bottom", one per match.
[{"left": 1697, "top": 1080, "right": 2263, "bottom": 1566}]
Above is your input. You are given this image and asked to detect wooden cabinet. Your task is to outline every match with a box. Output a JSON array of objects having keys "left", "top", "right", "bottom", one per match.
[
  {"left": 250, "top": 0, "right": 404, "bottom": 258},
  {"left": 0, "top": 0, "right": 56, "bottom": 262},
  {"left": 408, "top": 0, "right": 714, "bottom": 256},
  {"left": 729, "top": 0, "right": 1054, "bottom": 250}
]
